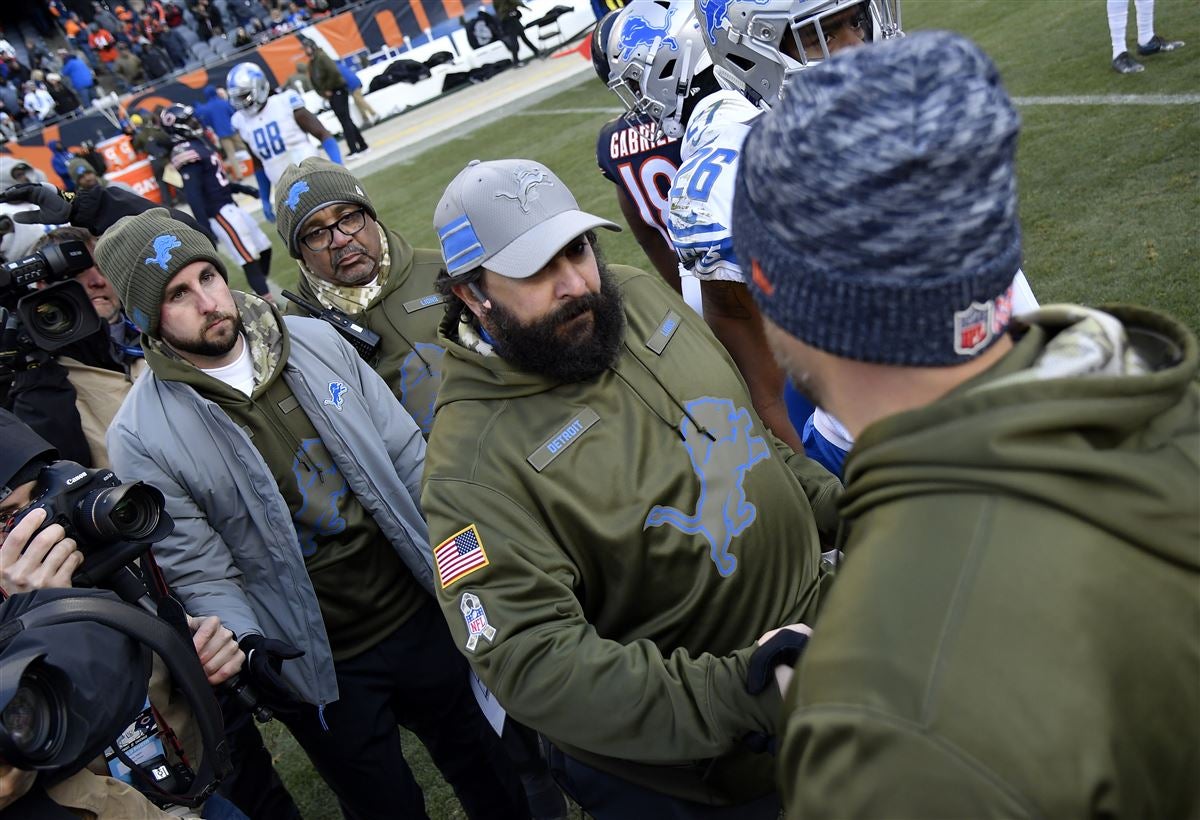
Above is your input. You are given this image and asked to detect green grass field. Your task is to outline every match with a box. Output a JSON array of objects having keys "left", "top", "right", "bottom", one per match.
[{"left": 242, "top": 1, "right": 1199, "bottom": 816}]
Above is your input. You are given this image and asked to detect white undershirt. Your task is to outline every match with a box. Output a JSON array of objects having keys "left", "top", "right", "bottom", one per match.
[{"left": 201, "top": 335, "right": 254, "bottom": 396}]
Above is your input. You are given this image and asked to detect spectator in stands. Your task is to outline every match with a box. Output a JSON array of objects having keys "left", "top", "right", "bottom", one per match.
[
  {"left": 233, "top": 26, "right": 253, "bottom": 48},
  {"left": 113, "top": 41, "right": 143, "bottom": 87},
  {"left": 115, "top": 4, "right": 137, "bottom": 40},
  {"left": 0, "top": 52, "right": 30, "bottom": 87},
  {"left": 0, "top": 109, "right": 16, "bottom": 141},
  {"left": 195, "top": 84, "right": 245, "bottom": 179},
  {"left": 45, "top": 72, "right": 81, "bottom": 116},
  {"left": 88, "top": 21, "right": 121, "bottom": 66},
  {"left": 302, "top": 38, "right": 368, "bottom": 155},
  {"left": 93, "top": 2, "right": 127, "bottom": 44},
  {"left": 193, "top": 0, "right": 216, "bottom": 41},
  {"left": 338, "top": 59, "right": 377, "bottom": 125},
  {"left": 137, "top": 36, "right": 173, "bottom": 79},
  {"left": 23, "top": 81, "right": 56, "bottom": 122},
  {"left": 164, "top": 1, "right": 185, "bottom": 28},
  {"left": 284, "top": 2, "right": 310, "bottom": 27},
  {"left": 0, "top": 84, "right": 22, "bottom": 131},
  {"left": 60, "top": 49, "right": 96, "bottom": 106},
  {"left": 24, "top": 38, "right": 61, "bottom": 74},
  {"left": 66, "top": 12, "right": 101, "bottom": 68},
  {"left": 158, "top": 25, "right": 190, "bottom": 69}
]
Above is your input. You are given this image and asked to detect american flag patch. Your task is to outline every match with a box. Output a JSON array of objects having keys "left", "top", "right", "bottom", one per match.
[{"left": 435, "top": 524, "right": 489, "bottom": 588}]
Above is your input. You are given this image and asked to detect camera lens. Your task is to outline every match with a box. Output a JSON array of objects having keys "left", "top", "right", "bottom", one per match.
[
  {"left": 79, "top": 483, "right": 168, "bottom": 543},
  {"left": 0, "top": 669, "right": 64, "bottom": 764},
  {"left": 30, "top": 297, "right": 81, "bottom": 342}
]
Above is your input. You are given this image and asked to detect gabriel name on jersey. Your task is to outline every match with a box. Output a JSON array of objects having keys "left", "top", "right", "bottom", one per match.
[
  {"left": 597, "top": 112, "right": 683, "bottom": 243},
  {"left": 667, "top": 90, "right": 763, "bottom": 281},
  {"left": 231, "top": 90, "right": 318, "bottom": 186}
]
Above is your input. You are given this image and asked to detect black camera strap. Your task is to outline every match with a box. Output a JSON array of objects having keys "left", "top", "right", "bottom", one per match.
[{"left": 5, "top": 596, "right": 232, "bottom": 808}]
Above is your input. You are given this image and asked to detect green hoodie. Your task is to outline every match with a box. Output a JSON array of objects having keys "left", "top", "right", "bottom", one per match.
[
  {"left": 290, "top": 225, "right": 447, "bottom": 435},
  {"left": 145, "top": 293, "right": 424, "bottom": 660},
  {"left": 307, "top": 48, "right": 346, "bottom": 95},
  {"left": 780, "top": 305, "right": 1200, "bottom": 818},
  {"left": 422, "top": 265, "right": 842, "bottom": 805}
]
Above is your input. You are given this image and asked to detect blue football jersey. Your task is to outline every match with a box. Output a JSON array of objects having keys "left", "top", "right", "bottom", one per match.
[{"left": 169, "top": 137, "right": 236, "bottom": 216}]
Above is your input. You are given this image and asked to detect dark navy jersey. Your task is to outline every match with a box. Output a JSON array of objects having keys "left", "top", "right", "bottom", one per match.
[
  {"left": 169, "top": 137, "right": 235, "bottom": 222},
  {"left": 596, "top": 113, "right": 682, "bottom": 243}
]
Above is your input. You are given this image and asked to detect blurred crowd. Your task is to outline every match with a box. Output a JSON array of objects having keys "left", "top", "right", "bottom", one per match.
[{"left": 0, "top": 0, "right": 354, "bottom": 138}]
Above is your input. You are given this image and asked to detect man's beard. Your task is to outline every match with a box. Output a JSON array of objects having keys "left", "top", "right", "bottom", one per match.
[
  {"left": 162, "top": 311, "right": 244, "bottom": 358},
  {"left": 485, "top": 264, "right": 625, "bottom": 383}
]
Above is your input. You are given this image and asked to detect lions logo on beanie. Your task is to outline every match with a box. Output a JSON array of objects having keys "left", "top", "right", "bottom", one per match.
[
  {"left": 274, "top": 158, "right": 376, "bottom": 258},
  {"left": 94, "top": 208, "right": 227, "bottom": 337}
]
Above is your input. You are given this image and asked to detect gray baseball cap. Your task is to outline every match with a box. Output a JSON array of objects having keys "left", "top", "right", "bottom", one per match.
[{"left": 434, "top": 158, "right": 620, "bottom": 280}]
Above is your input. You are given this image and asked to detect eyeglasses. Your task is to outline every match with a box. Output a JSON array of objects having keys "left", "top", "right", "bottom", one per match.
[{"left": 299, "top": 209, "right": 368, "bottom": 252}]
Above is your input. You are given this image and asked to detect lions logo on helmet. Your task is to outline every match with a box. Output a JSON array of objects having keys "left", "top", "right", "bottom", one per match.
[
  {"left": 226, "top": 62, "right": 271, "bottom": 113},
  {"left": 696, "top": 0, "right": 902, "bottom": 102},
  {"left": 607, "top": 0, "right": 714, "bottom": 139}
]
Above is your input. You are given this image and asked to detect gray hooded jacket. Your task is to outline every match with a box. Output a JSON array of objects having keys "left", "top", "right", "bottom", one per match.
[{"left": 108, "top": 316, "right": 433, "bottom": 706}]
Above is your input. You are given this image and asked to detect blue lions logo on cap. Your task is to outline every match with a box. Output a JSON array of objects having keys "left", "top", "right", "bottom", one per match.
[
  {"left": 617, "top": 8, "right": 678, "bottom": 61},
  {"left": 145, "top": 234, "right": 182, "bottom": 271},
  {"left": 285, "top": 180, "right": 310, "bottom": 210},
  {"left": 697, "top": 0, "right": 769, "bottom": 45}
]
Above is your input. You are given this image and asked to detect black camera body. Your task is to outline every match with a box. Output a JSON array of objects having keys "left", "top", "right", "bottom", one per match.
[
  {"left": 0, "top": 239, "right": 102, "bottom": 357},
  {"left": 12, "top": 460, "right": 174, "bottom": 587}
]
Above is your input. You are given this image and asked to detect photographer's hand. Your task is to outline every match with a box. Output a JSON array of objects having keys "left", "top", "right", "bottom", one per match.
[
  {"left": 239, "top": 634, "right": 305, "bottom": 709},
  {"left": 0, "top": 183, "right": 72, "bottom": 226},
  {"left": 188, "top": 614, "right": 246, "bottom": 685},
  {"left": 0, "top": 762, "right": 36, "bottom": 810},
  {"left": 0, "top": 508, "right": 84, "bottom": 595}
]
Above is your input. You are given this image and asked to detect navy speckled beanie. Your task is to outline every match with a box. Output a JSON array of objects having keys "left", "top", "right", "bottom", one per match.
[{"left": 732, "top": 31, "right": 1023, "bottom": 366}]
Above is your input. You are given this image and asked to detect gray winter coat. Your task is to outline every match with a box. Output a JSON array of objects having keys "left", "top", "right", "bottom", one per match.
[{"left": 108, "top": 316, "right": 434, "bottom": 706}]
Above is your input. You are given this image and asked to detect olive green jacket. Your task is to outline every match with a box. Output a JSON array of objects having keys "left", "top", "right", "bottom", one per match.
[
  {"left": 423, "top": 265, "right": 841, "bottom": 805},
  {"left": 289, "top": 225, "right": 447, "bottom": 435},
  {"left": 780, "top": 305, "right": 1200, "bottom": 819},
  {"left": 306, "top": 48, "right": 346, "bottom": 95}
]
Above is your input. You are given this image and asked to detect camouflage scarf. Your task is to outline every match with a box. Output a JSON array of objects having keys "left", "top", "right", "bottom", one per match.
[
  {"left": 297, "top": 223, "right": 391, "bottom": 315},
  {"left": 143, "top": 291, "right": 285, "bottom": 391}
]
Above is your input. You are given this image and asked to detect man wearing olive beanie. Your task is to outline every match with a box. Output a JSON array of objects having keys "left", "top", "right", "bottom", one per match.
[
  {"left": 273, "top": 157, "right": 449, "bottom": 436},
  {"left": 732, "top": 31, "right": 1200, "bottom": 818},
  {"left": 100, "top": 208, "right": 530, "bottom": 820}
]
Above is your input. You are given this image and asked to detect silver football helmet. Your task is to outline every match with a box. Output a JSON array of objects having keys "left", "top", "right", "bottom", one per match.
[
  {"left": 225, "top": 62, "right": 271, "bottom": 113},
  {"left": 696, "top": 0, "right": 901, "bottom": 102},
  {"left": 606, "top": 0, "right": 713, "bottom": 139}
]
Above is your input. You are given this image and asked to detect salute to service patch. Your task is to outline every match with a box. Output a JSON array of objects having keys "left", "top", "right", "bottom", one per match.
[{"left": 435, "top": 524, "right": 489, "bottom": 588}]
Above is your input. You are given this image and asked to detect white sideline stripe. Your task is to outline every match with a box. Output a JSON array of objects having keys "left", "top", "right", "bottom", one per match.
[
  {"left": 523, "top": 94, "right": 1200, "bottom": 115},
  {"left": 1012, "top": 94, "right": 1200, "bottom": 105}
]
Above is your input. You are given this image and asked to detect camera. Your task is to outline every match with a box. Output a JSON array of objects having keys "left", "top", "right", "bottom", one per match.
[
  {"left": 0, "top": 239, "right": 102, "bottom": 354},
  {"left": 0, "top": 588, "right": 232, "bottom": 810},
  {"left": 11, "top": 460, "right": 174, "bottom": 587}
]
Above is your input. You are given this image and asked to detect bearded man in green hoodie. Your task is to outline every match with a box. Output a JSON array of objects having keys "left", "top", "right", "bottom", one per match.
[
  {"left": 97, "top": 209, "right": 531, "bottom": 820},
  {"left": 731, "top": 31, "right": 1200, "bottom": 818},
  {"left": 275, "top": 157, "right": 448, "bottom": 437},
  {"left": 424, "top": 158, "right": 843, "bottom": 819}
]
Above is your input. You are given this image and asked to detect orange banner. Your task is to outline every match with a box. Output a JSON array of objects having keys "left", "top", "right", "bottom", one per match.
[
  {"left": 374, "top": 10, "right": 405, "bottom": 46},
  {"left": 442, "top": 0, "right": 465, "bottom": 19},
  {"left": 317, "top": 13, "right": 368, "bottom": 56}
]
